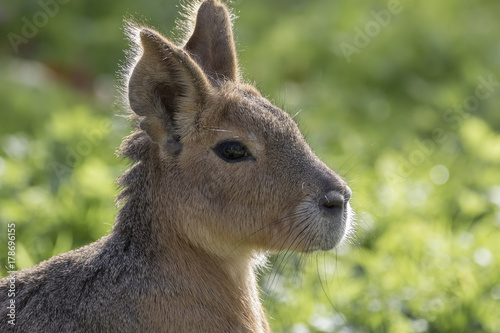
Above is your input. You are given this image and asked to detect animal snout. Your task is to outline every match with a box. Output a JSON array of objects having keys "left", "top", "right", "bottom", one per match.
[{"left": 320, "top": 186, "right": 352, "bottom": 212}]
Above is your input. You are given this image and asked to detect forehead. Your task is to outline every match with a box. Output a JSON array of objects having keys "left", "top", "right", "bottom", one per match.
[{"left": 202, "top": 83, "right": 300, "bottom": 142}]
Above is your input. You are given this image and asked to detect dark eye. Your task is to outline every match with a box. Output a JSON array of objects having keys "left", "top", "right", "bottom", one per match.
[{"left": 213, "top": 141, "right": 252, "bottom": 162}]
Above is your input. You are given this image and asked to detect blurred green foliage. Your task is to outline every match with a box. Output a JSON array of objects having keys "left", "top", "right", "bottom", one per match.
[{"left": 1, "top": 0, "right": 499, "bottom": 332}]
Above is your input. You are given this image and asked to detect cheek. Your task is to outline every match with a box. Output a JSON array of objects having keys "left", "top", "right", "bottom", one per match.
[
  {"left": 177, "top": 150, "right": 254, "bottom": 223},
  {"left": 177, "top": 148, "right": 302, "bottom": 243}
]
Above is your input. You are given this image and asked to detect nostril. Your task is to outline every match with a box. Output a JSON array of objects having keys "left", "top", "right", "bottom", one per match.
[{"left": 321, "top": 191, "right": 345, "bottom": 210}]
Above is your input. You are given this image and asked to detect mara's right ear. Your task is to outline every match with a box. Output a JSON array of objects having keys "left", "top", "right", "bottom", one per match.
[
  {"left": 128, "top": 29, "right": 212, "bottom": 153},
  {"left": 185, "top": 0, "right": 239, "bottom": 84}
]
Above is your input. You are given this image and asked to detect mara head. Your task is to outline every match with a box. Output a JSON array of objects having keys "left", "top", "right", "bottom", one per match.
[{"left": 122, "top": 0, "right": 353, "bottom": 257}]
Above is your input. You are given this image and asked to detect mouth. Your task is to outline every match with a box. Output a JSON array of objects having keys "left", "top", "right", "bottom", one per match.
[
  {"left": 291, "top": 199, "right": 354, "bottom": 252},
  {"left": 318, "top": 202, "right": 354, "bottom": 251}
]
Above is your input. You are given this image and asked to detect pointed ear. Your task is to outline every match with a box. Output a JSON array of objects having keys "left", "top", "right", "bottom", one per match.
[
  {"left": 128, "top": 29, "right": 212, "bottom": 153},
  {"left": 185, "top": 0, "right": 239, "bottom": 84}
]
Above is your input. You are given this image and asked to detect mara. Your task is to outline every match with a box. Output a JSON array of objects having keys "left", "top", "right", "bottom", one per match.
[{"left": 0, "top": 0, "right": 353, "bottom": 332}]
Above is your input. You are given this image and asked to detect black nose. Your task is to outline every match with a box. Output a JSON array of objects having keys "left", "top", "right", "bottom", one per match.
[
  {"left": 321, "top": 191, "right": 344, "bottom": 209},
  {"left": 320, "top": 187, "right": 351, "bottom": 211}
]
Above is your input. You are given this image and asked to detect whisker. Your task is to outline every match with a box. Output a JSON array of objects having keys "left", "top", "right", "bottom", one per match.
[
  {"left": 291, "top": 109, "right": 303, "bottom": 119},
  {"left": 341, "top": 159, "right": 365, "bottom": 179},
  {"left": 315, "top": 254, "right": 351, "bottom": 332},
  {"left": 230, "top": 196, "right": 311, "bottom": 252},
  {"left": 292, "top": 229, "right": 316, "bottom": 284},
  {"left": 337, "top": 143, "right": 376, "bottom": 177},
  {"left": 202, "top": 127, "right": 234, "bottom": 133},
  {"left": 263, "top": 218, "right": 309, "bottom": 285},
  {"left": 264, "top": 216, "right": 314, "bottom": 297}
]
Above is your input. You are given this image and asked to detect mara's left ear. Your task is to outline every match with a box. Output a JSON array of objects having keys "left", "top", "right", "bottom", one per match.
[
  {"left": 185, "top": 0, "right": 239, "bottom": 84},
  {"left": 128, "top": 29, "right": 212, "bottom": 153}
]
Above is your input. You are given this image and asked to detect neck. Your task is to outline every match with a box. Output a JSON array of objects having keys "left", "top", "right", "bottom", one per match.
[
  {"left": 142, "top": 238, "right": 270, "bottom": 332},
  {"left": 113, "top": 164, "right": 270, "bottom": 332}
]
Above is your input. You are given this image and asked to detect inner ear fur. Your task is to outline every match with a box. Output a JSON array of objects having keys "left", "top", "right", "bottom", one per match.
[
  {"left": 185, "top": 0, "right": 239, "bottom": 84},
  {"left": 128, "top": 28, "right": 212, "bottom": 150}
]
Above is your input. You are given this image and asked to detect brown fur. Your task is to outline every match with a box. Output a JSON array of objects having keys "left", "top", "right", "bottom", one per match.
[{"left": 0, "top": 1, "right": 353, "bottom": 332}]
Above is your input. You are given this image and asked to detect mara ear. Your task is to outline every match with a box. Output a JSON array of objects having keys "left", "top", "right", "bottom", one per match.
[
  {"left": 128, "top": 29, "right": 212, "bottom": 153},
  {"left": 185, "top": 0, "right": 239, "bottom": 84}
]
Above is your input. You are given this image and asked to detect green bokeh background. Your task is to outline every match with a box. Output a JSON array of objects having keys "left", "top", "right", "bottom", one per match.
[{"left": 1, "top": 0, "right": 499, "bottom": 332}]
